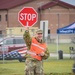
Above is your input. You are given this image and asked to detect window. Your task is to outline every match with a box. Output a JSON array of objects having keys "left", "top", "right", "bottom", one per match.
[
  {"left": 14, "top": 38, "right": 25, "bottom": 44},
  {"left": 5, "top": 14, "right": 8, "bottom": 21},
  {"left": 0, "top": 15, "right": 1, "bottom": 21},
  {"left": 3, "top": 38, "right": 13, "bottom": 45},
  {"left": 0, "top": 31, "right": 2, "bottom": 37},
  {"left": 48, "top": 29, "right": 50, "bottom": 34}
]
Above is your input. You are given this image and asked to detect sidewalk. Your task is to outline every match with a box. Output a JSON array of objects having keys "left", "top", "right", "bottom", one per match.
[{"left": 50, "top": 53, "right": 70, "bottom": 58}]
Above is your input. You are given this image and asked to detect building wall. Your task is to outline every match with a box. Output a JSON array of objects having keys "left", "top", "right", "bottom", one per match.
[
  {"left": 0, "top": 10, "right": 7, "bottom": 36},
  {"left": 8, "top": 0, "right": 50, "bottom": 27},
  {"left": 40, "top": 5, "right": 75, "bottom": 34},
  {"left": 6, "top": 27, "right": 38, "bottom": 36},
  {"left": 0, "top": 0, "right": 75, "bottom": 36},
  {"left": 69, "top": 9, "right": 75, "bottom": 23},
  {"left": 0, "top": 0, "right": 50, "bottom": 36}
]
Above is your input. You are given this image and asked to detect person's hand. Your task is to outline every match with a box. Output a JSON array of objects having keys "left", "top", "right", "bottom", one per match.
[
  {"left": 40, "top": 52, "right": 45, "bottom": 56},
  {"left": 25, "top": 27, "right": 29, "bottom": 31}
]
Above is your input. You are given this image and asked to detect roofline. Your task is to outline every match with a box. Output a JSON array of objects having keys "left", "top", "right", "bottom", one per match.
[
  {"left": 8, "top": 0, "right": 34, "bottom": 9},
  {"left": 0, "top": 0, "right": 34, "bottom": 10},
  {"left": 38, "top": 0, "right": 75, "bottom": 11}
]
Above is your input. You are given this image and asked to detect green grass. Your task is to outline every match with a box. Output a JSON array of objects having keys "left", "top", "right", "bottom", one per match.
[
  {"left": 48, "top": 43, "right": 73, "bottom": 53},
  {"left": 44, "top": 59, "right": 73, "bottom": 73},
  {"left": 0, "top": 44, "right": 74, "bottom": 75},
  {"left": 0, "top": 60, "right": 24, "bottom": 75},
  {"left": 0, "top": 59, "right": 74, "bottom": 75}
]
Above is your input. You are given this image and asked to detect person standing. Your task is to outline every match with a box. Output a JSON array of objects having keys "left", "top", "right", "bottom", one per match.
[{"left": 23, "top": 27, "right": 49, "bottom": 75}]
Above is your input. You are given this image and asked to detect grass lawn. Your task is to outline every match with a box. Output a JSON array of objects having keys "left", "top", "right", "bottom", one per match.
[
  {"left": 0, "top": 43, "right": 75, "bottom": 75},
  {"left": 0, "top": 58, "right": 74, "bottom": 75},
  {"left": 48, "top": 43, "right": 74, "bottom": 53}
]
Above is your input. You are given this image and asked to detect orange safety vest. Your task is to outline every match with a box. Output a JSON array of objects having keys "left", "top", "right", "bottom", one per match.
[{"left": 30, "top": 37, "right": 47, "bottom": 60}]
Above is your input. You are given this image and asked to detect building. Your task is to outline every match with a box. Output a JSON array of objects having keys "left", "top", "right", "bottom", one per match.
[{"left": 0, "top": 0, "right": 75, "bottom": 36}]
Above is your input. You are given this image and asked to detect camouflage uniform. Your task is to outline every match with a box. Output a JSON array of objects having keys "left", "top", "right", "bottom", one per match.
[{"left": 23, "top": 30, "right": 49, "bottom": 75}]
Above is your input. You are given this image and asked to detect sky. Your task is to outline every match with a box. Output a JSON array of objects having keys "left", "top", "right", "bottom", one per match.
[{"left": 61, "top": 0, "right": 75, "bottom": 6}]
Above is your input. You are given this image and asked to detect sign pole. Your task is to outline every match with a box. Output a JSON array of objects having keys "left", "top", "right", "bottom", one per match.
[
  {"left": 2, "top": 44, "right": 4, "bottom": 64},
  {"left": 40, "top": 20, "right": 48, "bottom": 43},
  {"left": 43, "top": 22, "right": 45, "bottom": 41}
]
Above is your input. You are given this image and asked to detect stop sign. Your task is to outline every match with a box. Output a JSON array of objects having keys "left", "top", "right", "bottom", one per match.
[{"left": 18, "top": 7, "right": 38, "bottom": 27}]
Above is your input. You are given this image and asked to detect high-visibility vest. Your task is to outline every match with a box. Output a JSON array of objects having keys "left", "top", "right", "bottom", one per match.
[{"left": 30, "top": 38, "right": 47, "bottom": 60}]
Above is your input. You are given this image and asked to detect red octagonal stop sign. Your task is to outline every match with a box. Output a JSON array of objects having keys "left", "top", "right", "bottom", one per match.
[{"left": 18, "top": 7, "right": 38, "bottom": 27}]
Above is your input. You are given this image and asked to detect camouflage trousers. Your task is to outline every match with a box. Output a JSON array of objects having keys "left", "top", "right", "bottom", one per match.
[{"left": 25, "top": 58, "right": 44, "bottom": 75}]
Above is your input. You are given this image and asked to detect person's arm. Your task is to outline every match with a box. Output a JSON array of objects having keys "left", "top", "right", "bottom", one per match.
[{"left": 23, "top": 27, "right": 32, "bottom": 50}]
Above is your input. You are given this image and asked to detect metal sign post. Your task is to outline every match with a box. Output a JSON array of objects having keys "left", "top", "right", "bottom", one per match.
[
  {"left": 40, "top": 20, "right": 48, "bottom": 42},
  {"left": 2, "top": 43, "right": 4, "bottom": 64},
  {"left": 42, "top": 22, "right": 45, "bottom": 41}
]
